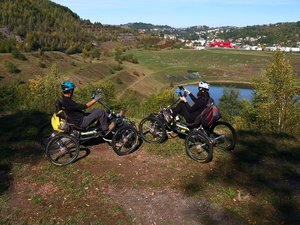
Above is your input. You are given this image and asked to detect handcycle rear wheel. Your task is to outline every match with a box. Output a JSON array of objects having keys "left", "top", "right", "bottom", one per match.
[
  {"left": 209, "top": 121, "right": 237, "bottom": 151},
  {"left": 138, "top": 116, "right": 166, "bottom": 143},
  {"left": 185, "top": 130, "right": 213, "bottom": 163},
  {"left": 112, "top": 125, "right": 139, "bottom": 156},
  {"left": 46, "top": 133, "right": 80, "bottom": 166}
]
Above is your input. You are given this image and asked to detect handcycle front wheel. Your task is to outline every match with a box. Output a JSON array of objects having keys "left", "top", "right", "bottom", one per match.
[
  {"left": 138, "top": 116, "right": 166, "bottom": 143},
  {"left": 111, "top": 125, "right": 139, "bottom": 156},
  {"left": 209, "top": 121, "right": 237, "bottom": 151},
  {"left": 46, "top": 133, "right": 80, "bottom": 166},
  {"left": 185, "top": 130, "right": 213, "bottom": 163}
]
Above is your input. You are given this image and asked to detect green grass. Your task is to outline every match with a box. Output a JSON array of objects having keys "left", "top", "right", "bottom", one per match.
[{"left": 128, "top": 48, "right": 300, "bottom": 86}]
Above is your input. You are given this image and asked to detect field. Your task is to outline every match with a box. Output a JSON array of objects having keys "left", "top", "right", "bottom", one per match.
[{"left": 1, "top": 49, "right": 300, "bottom": 97}]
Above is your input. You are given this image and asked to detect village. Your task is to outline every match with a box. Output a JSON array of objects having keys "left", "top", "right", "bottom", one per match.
[{"left": 163, "top": 28, "right": 300, "bottom": 52}]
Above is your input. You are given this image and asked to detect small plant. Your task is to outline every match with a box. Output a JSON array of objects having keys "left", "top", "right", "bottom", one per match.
[
  {"left": 113, "top": 64, "right": 123, "bottom": 71},
  {"left": 70, "top": 61, "right": 77, "bottom": 66},
  {"left": 37, "top": 59, "right": 46, "bottom": 68},
  {"left": 109, "top": 68, "right": 115, "bottom": 74},
  {"left": 11, "top": 48, "right": 26, "bottom": 60},
  {"left": 4, "top": 61, "right": 21, "bottom": 73},
  {"left": 115, "top": 77, "right": 123, "bottom": 84},
  {"left": 106, "top": 171, "right": 122, "bottom": 184}
]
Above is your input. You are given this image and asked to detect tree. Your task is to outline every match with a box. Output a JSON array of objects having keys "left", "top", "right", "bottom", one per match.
[
  {"left": 252, "top": 51, "right": 298, "bottom": 134},
  {"left": 218, "top": 88, "right": 243, "bottom": 124}
]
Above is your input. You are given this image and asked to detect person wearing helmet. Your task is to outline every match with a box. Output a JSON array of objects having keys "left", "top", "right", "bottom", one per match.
[
  {"left": 60, "top": 81, "right": 115, "bottom": 134},
  {"left": 167, "top": 81, "right": 212, "bottom": 124}
]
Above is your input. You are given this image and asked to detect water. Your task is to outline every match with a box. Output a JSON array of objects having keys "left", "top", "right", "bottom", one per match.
[{"left": 176, "top": 85, "right": 253, "bottom": 105}]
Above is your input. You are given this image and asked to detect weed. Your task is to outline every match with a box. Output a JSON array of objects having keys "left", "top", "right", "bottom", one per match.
[{"left": 106, "top": 170, "right": 122, "bottom": 185}]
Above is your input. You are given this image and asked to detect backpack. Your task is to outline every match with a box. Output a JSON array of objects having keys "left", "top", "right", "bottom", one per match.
[
  {"left": 200, "top": 100, "right": 222, "bottom": 127},
  {"left": 51, "top": 101, "right": 69, "bottom": 132}
]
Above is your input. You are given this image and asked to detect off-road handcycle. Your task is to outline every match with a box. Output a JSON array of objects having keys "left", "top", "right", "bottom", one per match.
[
  {"left": 138, "top": 87, "right": 237, "bottom": 163},
  {"left": 41, "top": 88, "right": 139, "bottom": 166}
]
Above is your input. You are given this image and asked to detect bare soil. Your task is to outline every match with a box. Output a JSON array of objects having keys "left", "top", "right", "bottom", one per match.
[{"left": 4, "top": 143, "right": 240, "bottom": 225}]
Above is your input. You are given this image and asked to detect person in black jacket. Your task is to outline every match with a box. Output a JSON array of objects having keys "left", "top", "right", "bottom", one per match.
[
  {"left": 167, "top": 81, "right": 211, "bottom": 124},
  {"left": 60, "top": 81, "right": 115, "bottom": 134}
]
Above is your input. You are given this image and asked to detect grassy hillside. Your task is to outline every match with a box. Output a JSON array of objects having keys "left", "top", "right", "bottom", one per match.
[{"left": 1, "top": 49, "right": 300, "bottom": 98}]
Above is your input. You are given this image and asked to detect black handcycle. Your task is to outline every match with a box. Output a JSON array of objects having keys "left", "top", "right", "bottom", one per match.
[
  {"left": 138, "top": 87, "right": 237, "bottom": 163},
  {"left": 41, "top": 89, "right": 139, "bottom": 166}
]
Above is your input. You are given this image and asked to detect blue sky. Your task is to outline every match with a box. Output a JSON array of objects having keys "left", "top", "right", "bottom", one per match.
[{"left": 51, "top": 0, "right": 300, "bottom": 28}]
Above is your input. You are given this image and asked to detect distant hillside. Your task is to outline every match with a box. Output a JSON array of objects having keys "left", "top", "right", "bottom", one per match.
[
  {"left": 122, "top": 22, "right": 173, "bottom": 31},
  {"left": 0, "top": 0, "right": 135, "bottom": 53},
  {"left": 0, "top": 0, "right": 94, "bottom": 52},
  {"left": 216, "top": 22, "right": 300, "bottom": 46}
]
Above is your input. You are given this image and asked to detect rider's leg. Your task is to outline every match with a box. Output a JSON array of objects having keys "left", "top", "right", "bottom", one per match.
[
  {"left": 80, "top": 109, "right": 108, "bottom": 130},
  {"left": 171, "top": 102, "right": 194, "bottom": 123}
]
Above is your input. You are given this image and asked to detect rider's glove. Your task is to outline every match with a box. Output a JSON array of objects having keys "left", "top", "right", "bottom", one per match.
[{"left": 94, "top": 94, "right": 101, "bottom": 101}]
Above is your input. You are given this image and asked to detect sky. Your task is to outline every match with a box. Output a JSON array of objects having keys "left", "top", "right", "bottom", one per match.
[{"left": 51, "top": 0, "right": 300, "bottom": 28}]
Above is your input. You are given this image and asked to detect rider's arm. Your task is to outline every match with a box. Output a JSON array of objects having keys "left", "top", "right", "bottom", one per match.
[
  {"left": 185, "top": 98, "right": 206, "bottom": 113},
  {"left": 86, "top": 99, "right": 97, "bottom": 108},
  {"left": 188, "top": 93, "right": 197, "bottom": 103},
  {"left": 183, "top": 89, "right": 197, "bottom": 103}
]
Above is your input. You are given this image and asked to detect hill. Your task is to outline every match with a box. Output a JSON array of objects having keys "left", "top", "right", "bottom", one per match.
[
  {"left": 0, "top": 0, "right": 134, "bottom": 53},
  {"left": 217, "top": 22, "right": 300, "bottom": 47},
  {"left": 122, "top": 22, "right": 173, "bottom": 31},
  {"left": 0, "top": 0, "right": 92, "bottom": 52}
]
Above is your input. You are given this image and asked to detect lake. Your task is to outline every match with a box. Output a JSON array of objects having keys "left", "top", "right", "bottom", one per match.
[{"left": 177, "top": 85, "right": 253, "bottom": 105}]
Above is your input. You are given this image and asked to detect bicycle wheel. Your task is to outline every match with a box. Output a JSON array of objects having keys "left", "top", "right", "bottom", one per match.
[
  {"left": 185, "top": 130, "right": 213, "bottom": 163},
  {"left": 112, "top": 125, "right": 139, "bottom": 156},
  {"left": 138, "top": 117, "right": 166, "bottom": 143},
  {"left": 39, "top": 122, "right": 56, "bottom": 147},
  {"left": 46, "top": 133, "right": 80, "bottom": 166},
  {"left": 209, "top": 121, "right": 237, "bottom": 151}
]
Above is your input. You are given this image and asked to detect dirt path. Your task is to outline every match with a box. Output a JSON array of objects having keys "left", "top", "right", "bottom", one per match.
[{"left": 75, "top": 144, "right": 240, "bottom": 225}]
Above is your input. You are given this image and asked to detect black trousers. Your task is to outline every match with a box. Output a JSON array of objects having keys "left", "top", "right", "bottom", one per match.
[{"left": 171, "top": 102, "right": 195, "bottom": 123}]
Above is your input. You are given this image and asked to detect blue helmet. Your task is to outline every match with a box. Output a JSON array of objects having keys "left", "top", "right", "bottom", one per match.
[{"left": 61, "top": 81, "right": 76, "bottom": 92}]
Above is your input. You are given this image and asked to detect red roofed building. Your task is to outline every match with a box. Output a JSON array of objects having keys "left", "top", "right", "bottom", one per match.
[{"left": 210, "top": 42, "right": 236, "bottom": 48}]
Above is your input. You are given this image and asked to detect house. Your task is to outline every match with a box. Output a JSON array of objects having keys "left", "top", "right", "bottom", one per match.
[{"left": 210, "top": 41, "right": 236, "bottom": 48}]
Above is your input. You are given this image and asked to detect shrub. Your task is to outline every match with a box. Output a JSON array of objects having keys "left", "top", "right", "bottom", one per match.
[
  {"left": 0, "top": 84, "right": 17, "bottom": 111},
  {"left": 90, "top": 48, "right": 101, "bottom": 59},
  {"left": 11, "top": 48, "right": 27, "bottom": 60},
  {"left": 113, "top": 64, "right": 123, "bottom": 71},
  {"left": 115, "top": 77, "right": 123, "bottom": 85},
  {"left": 122, "top": 54, "right": 139, "bottom": 64},
  {"left": 37, "top": 60, "right": 47, "bottom": 68},
  {"left": 21, "top": 64, "right": 61, "bottom": 112},
  {"left": 4, "top": 61, "right": 21, "bottom": 73}
]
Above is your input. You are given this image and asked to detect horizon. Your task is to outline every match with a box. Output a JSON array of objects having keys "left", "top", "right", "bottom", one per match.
[{"left": 51, "top": 0, "right": 300, "bottom": 28}]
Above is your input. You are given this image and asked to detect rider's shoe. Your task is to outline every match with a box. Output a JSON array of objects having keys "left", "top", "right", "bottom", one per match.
[
  {"left": 101, "top": 121, "right": 116, "bottom": 136},
  {"left": 117, "top": 110, "right": 124, "bottom": 117},
  {"left": 108, "top": 121, "right": 116, "bottom": 131}
]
